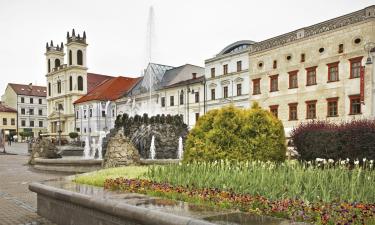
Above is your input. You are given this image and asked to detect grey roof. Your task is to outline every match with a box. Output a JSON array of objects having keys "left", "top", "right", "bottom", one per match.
[
  {"left": 160, "top": 64, "right": 204, "bottom": 87},
  {"left": 216, "top": 40, "right": 256, "bottom": 56}
]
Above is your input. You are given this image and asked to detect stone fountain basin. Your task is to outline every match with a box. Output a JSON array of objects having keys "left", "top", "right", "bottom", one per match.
[
  {"left": 33, "top": 157, "right": 102, "bottom": 173},
  {"left": 29, "top": 176, "right": 306, "bottom": 225}
]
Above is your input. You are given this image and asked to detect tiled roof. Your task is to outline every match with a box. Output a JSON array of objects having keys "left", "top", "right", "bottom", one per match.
[
  {"left": 0, "top": 104, "right": 17, "bottom": 113},
  {"left": 74, "top": 76, "right": 141, "bottom": 104},
  {"left": 87, "top": 73, "right": 114, "bottom": 92},
  {"left": 8, "top": 83, "right": 47, "bottom": 97}
]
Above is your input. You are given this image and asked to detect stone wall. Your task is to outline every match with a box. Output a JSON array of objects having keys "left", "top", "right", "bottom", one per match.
[{"left": 29, "top": 138, "right": 61, "bottom": 165}]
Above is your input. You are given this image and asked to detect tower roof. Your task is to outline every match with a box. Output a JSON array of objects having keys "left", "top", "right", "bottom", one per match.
[
  {"left": 67, "top": 29, "right": 87, "bottom": 44},
  {"left": 0, "top": 103, "right": 17, "bottom": 113}
]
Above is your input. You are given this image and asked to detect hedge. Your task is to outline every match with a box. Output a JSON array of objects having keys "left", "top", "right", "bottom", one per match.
[{"left": 290, "top": 120, "right": 375, "bottom": 161}]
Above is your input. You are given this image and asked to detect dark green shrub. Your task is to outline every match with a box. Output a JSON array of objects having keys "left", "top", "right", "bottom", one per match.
[
  {"left": 291, "top": 120, "right": 375, "bottom": 161},
  {"left": 69, "top": 132, "right": 79, "bottom": 139},
  {"left": 184, "top": 103, "right": 286, "bottom": 162}
]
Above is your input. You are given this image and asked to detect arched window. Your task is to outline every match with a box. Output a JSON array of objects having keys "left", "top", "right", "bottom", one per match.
[
  {"left": 55, "top": 59, "right": 60, "bottom": 68},
  {"left": 69, "top": 50, "right": 72, "bottom": 65},
  {"left": 69, "top": 76, "right": 72, "bottom": 91},
  {"left": 77, "top": 50, "right": 83, "bottom": 65},
  {"left": 48, "top": 82, "right": 51, "bottom": 96},
  {"left": 77, "top": 76, "right": 83, "bottom": 91},
  {"left": 48, "top": 59, "right": 51, "bottom": 73},
  {"left": 57, "top": 80, "right": 61, "bottom": 94}
]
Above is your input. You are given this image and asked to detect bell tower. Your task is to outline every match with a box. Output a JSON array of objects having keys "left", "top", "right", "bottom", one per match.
[
  {"left": 66, "top": 29, "right": 88, "bottom": 68},
  {"left": 45, "top": 40, "right": 65, "bottom": 74}
]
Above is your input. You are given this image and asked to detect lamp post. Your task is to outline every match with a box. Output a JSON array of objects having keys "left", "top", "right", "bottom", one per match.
[
  {"left": 55, "top": 105, "right": 62, "bottom": 146},
  {"left": 364, "top": 42, "right": 375, "bottom": 65}
]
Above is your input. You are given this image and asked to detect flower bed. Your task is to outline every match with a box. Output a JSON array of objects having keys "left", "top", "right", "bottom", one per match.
[{"left": 104, "top": 178, "right": 374, "bottom": 224}]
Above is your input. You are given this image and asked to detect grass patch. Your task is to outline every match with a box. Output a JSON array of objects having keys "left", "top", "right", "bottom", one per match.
[{"left": 74, "top": 166, "right": 148, "bottom": 186}]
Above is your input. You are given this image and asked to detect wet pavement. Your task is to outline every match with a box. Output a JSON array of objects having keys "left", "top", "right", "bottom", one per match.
[{"left": 0, "top": 144, "right": 74, "bottom": 225}]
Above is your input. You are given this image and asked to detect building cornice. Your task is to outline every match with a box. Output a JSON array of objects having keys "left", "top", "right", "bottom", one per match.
[{"left": 250, "top": 5, "right": 375, "bottom": 55}]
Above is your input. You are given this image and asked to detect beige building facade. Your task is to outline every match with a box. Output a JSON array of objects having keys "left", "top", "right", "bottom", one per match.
[
  {"left": 0, "top": 103, "right": 17, "bottom": 139},
  {"left": 248, "top": 5, "right": 375, "bottom": 135}
]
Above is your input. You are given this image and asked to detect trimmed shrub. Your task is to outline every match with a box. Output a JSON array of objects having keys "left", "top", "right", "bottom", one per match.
[
  {"left": 69, "top": 132, "right": 79, "bottom": 139},
  {"left": 183, "top": 103, "right": 286, "bottom": 162},
  {"left": 290, "top": 120, "right": 375, "bottom": 161}
]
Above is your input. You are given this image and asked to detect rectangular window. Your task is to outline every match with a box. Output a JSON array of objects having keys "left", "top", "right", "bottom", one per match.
[
  {"left": 21, "top": 120, "right": 26, "bottom": 127},
  {"left": 349, "top": 95, "right": 361, "bottom": 115},
  {"left": 273, "top": 60, "right": 277, "bottom": 69},
  {"left": 30, "top": 98, "right": 33, "bottom": 104},
  {"left": 349, "top": 56, "right": 363, "bottom": 78},
  {"left": 112, "top": 109, "right": 115, "bottom": 117},
  {"left": 39, "top": 99, "right": 42, "bottom": 104},
  {"left": 301, "top": 53, "right": 305, "bottom": 62},
  {"left": 289, "top": 103, "right": 298, "bottom": 120},
  {"left": 288, "top": 70, "right": 298, "bottom": 89},
  {"left": 269, "top": 105, "right": 279, "bottom": 118},
  {"left": 39, "top": 121, "right": 43, "bottom": 128},
  {"left": 236, "top": 83, "right": 242, "bottom": 96},
  {"left": 223, "top": 64, "right": 228, "bottom": 75},
  {"left": 223, "top": 86, "right": 228, "bottom": 98},
  {"left": 161, "top": 97, "right": 165, "bottom": 107},
  {"left": 30, "top": 120, "right": 34, "bottom": 127},
  {"left": 29, "top": 108, "right": 34, "bottom": 115},
  {"left": 11, "top": 118, "right": 15, "bottom": 125},
  {"left": 236, "top": 61, "right": 242, "bottom": 72},
  {"left": 170, "top": 96, "right": 174, "bottom": 106},
  {"left": 195, "top": 113, "right": 200, "bottom": 122},
  {"left": 21, "top": 97, "right": 24, "bottom": 103},
  {"left": 338, "top": 44, "right": 344, "bottom": 53},
  {"left": 211, "top": 68, "right": 215, "bottom": 78},
  {"left": 211, "top": 89, "right": 216, "bottom": 100},
  {"left": 84, "top": 110, "right": 87, "bottom": 119},
  {"left": 306, "top": 66, "right": 317, "bottom": 86},
  {"left": 89, "top": 109, "right": 93, "bottom": 117},
  {"left": 38, "top": 109, "right": 43, "bottom": 116},
  {"left": 252, "top": 78, "right": 261, "bottom": 95},
  {"left": 2, "top": 118, "right": 7, "bottom": 125},
  {"left": 101, "top": 110, "right": 106, "bottom": 117},
  {"left": 21, "top": 108, "right": 25, "bottom": 115},
  {"left": 327, "top": 62, "right": 339, "bottom": 82},
  {"left": 327, "top": 97, "right": 338, "bottom": 117},
  {"left": 180, "top": 93, "right": 184, "bottom": 105},
  {"left": 76, "top": 111, "right": 79, "bottom": 119},
  {"left": 195, "top": 92, "right": 199, "bottom": 103},
  {"left": 306, "top": 100, "right": 317, "bottom": 119},
  {"left": 270, "top": 75, "right": 278, "bottom": 92}
]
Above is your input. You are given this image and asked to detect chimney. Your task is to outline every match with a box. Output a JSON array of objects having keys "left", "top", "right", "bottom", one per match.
[
  {"left": 192, "top": 73, "right": 197, "bottom": 79},
  {"left": 28, "top": 83, "right": 33, "bottom": 90}
]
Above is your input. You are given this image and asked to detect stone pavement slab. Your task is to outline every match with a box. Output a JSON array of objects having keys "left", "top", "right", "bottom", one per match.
[{"left": 0, "top": 154, "right": 75, "bottom": 225}]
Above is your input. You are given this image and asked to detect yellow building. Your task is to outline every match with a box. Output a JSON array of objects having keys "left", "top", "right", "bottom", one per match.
[{"left": 0, "top": 103, "right": 17, "bottom": 139}]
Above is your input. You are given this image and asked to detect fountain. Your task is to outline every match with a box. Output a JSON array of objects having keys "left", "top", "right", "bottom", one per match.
[
  {"left": 150, "top": 135, "right": 156, "bottom": 159},
  {"left": 177, "top": 137, "right": 183, "bottom": 160},
  {"left": 83, "top": 136, "right": 91, "bottom": 159},
  {"left": 91, "top": 139, "right": 97, "bottom": 159},
  {"left": 97, "top": 131, "right": 106, "bottom": 160}
]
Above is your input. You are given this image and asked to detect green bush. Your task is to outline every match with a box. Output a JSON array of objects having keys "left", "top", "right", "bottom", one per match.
[
  {"left": 184, "top": 103, "right": 286, "bottom": 162},
  {"left": 69, "top": 132, "right": 79, "bottom": 139}
]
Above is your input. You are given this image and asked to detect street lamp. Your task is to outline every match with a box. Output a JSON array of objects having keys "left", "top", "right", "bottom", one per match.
[
  {"left": 364, "top": 42, "right": 375, "bottom": 65},
  {"left": 55, "top": 104, "right": 62, "bottom": 146}
]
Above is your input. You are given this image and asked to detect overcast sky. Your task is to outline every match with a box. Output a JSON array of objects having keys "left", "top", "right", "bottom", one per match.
[{"left": 0, "top": 0, "right": 373, "bottom": 93}]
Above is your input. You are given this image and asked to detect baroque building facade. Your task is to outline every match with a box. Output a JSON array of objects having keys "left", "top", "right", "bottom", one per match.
[
  {"left": 45, "top": 30, "right": 111, "bottom": 138},
  {"left": 248, "top": 5, "right": 375, "bottom": 134}
]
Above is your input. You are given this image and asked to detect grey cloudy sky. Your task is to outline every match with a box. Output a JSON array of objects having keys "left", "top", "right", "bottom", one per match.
[{"left": 0, "top": 0, "right": 373, "bottom": 93}]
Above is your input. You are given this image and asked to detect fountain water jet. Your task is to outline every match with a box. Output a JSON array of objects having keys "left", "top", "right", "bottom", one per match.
[
  {"left": 150, "top": 135, "right": 156, "bottom": 159},
  {"left": 177, "top": 137, "right": 183, "bottom": 160},
  {"left": 83, "top": 136, "right": 91, "bottom": 159}
]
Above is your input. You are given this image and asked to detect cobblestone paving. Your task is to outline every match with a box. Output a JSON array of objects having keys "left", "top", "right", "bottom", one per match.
[{"left": 0, "top": 151, "right": 74, "bottom": 225}]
